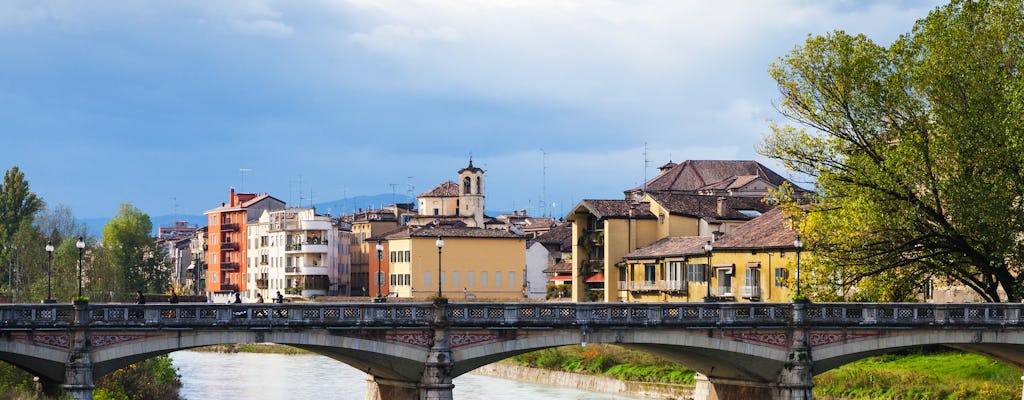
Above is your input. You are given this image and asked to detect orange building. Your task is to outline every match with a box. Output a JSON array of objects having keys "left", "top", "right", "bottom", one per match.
[{"left": 204, "top": 188, "right": 285, "bottom": 302}]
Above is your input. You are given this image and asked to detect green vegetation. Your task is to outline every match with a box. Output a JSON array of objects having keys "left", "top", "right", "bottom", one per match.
[
  {"left": 510, "top": 344, "right": 695, "bottom": 384},
  {"left": 761, "top": 0, "right": 1024, "bottom": 302},
  {"left": 0, "top": 356, "right": 181, "bottom": 400},
  {"left": 815, "top": 349, "right": 1020, "bottom": 399},
  {"left": 194, "top": 343, "right": 310, "bottom": 355}
]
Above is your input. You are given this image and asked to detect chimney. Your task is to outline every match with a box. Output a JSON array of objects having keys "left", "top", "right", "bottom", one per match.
[
  {"left": 230, "top": 187, "right": 236, "bottom": 207},
  {"left": 717, "top": 197, "right": 725, "bottom": 216}
]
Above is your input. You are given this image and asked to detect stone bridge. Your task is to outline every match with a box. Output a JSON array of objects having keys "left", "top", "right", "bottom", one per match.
[{"left": 1, "top": 301, "right": 1023, "bottom": 400}]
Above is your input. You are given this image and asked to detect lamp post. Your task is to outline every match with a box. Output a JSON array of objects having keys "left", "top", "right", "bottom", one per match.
[
  {"left": 794, "top": 234, "right": 803, "bottom": 298},
  {"left": 703, "top": 240, "right": 714, "bottom": 302},
  {"left": 44, "top": 241, "right": 54, "bottom": 303},
  {"left": 375, "top": 240, "right": 386, "bottom": 303},
  {"left": 76, "top": 236, "right": 85, "bottom": 299},
  {"left": 435, "top": 236, "right": 444, "bottom": 299}
]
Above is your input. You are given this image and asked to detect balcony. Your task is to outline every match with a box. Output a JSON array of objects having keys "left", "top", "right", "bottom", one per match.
[
  {"left": 663, "top": 279, "right": 688, "bottom": 295},
  {"left": 219, "top": 284, "right": 239, "bottom": 292},
  {"left": 300, "top": 220, "right": 332, "bottom": 231},
  {"left": 256, "top": 279, "right": 268, "bottom": 289},
  {"left": 220, "top": 223, "right": 239, "bottom": 232},
  {"left": 285, "top": 242, "right": 329, "bottom": 254},
  {"left": 621, "top": 280, "right": 664, "bottom": 292},
  {"left": 284, "top": 265, "right": 328, "bottom": 276},
  {"left": 221, "top": 262, "right": 239, "bottom": 272},
  {"left": 221, "top": 242, "right": 239, "bottom": 251},
  {"left": 713, "top": 286, "right": 735, "bottom": 298}
]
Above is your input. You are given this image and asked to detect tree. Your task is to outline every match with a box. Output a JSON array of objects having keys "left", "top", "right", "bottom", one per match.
[
  {"left": 102, "top": 203, "right": 171, "bottom": 294},
  {"left": 760, "top": 0, "right": 1024, "bottom": 302},
  {"left": 0, "top": 166, "right": 44, "bottom": 292}
]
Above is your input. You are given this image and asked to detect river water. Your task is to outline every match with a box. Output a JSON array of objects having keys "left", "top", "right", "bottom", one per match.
[{"left": 169, "top": 350, "right": 646, "bottom": 400}]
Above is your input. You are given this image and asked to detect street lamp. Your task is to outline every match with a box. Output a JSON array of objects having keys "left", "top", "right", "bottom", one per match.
[
  {"left": 435, "top": 236, "right": 444, "bottom": 299},
  {"left": 375, "top": 240, "right": 386, "bottom": 303},
  {"left": 794, "top": 234, "right": 803, "bottom": 298},
  {"left": 44, "top": 240, "right": 54, "bottom": 303},
  {"left": 76, "top": 236, "right": 85, "bottom": 299},
  {"left": 703, "top": 240, "right": 715, "bottom": 302}
]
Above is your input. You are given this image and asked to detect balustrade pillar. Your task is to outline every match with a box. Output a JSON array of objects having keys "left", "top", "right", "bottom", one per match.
[{"left": 773, "top": 301, "right": 814, "bottom": 400}]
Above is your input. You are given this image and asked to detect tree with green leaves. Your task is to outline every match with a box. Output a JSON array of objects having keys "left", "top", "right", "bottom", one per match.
[
  {"left": 761, "top": 0, "right": 1024, "bottom": 302},
  {"left": 0, "top": 166, "right": 44, "bottom": 294},
  {"left": 102, "top": 203, "right": 171, "bottom": 295}
]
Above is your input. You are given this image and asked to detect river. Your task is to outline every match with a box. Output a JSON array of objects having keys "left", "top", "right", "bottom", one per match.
[{"left": 169, "top": 350, "right": 646, "bottom": 400}]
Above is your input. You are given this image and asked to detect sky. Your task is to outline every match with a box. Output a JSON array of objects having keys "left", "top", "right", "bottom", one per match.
[{"left": 0, "top": 0, "right": 944, "bottom": 220}]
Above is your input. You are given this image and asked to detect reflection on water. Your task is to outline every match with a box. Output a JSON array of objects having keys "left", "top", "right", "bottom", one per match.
[{"left": 170, "top": 350, "right": 644, "bottom": 400}]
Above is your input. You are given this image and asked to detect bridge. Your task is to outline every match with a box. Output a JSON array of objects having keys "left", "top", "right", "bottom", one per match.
[{"left": 1, "top": 301, "right": 1023, "bottom": 400}]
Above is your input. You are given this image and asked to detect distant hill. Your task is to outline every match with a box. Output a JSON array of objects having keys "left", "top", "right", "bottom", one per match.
[{"left": 77, "top": 193, "right": 417, "bottom": 238}]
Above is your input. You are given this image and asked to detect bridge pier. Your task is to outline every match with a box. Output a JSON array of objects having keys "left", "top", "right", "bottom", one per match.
[
  {"left": 365, "top": 377, "right": 419, "bottom": 400},
  {"left": 63, "top": 302, "right": 95, "bottom": 400}
]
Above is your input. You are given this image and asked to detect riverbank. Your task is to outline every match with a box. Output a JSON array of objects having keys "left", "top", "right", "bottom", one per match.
[{"left": 473, "top": 363, "right": 693, "bottom": 400}]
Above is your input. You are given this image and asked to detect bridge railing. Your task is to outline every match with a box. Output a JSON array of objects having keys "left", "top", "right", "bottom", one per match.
[
  {"left": 84, "top": 303, "right": 439, "bottom": 328},
  {"left": 804, "top": 303, "right": 1022, "bottom": 326},
  {"left": 444, "top": 302, "right": 792, "bottom": 327}
]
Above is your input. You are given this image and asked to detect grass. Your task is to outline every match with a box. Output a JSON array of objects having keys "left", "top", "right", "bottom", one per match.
[
  {"left": 814, "top": 348, "right": 1020, "bottom": 399},
  {"left": 191, "top": 343, "right": 310, "bottom": 355},
  {"left": 509, "top": 344, "right": 696, "bottom": 384}
]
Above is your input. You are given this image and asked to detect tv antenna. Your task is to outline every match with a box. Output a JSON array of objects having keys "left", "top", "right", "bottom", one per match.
[{"left": 239, "top": 168, "right": 252, "bottom": 192}]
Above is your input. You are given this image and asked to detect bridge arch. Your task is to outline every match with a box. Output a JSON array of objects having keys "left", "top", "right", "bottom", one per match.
[{"left": 812, "top": 329, "right": 1024, "bottom": 374}]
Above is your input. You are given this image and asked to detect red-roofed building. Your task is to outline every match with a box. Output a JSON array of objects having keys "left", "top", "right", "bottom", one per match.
[{"left": 204, "top": 188, "right": 285, "bottom": 302}]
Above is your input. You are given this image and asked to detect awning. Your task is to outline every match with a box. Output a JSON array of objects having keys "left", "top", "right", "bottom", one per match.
[
  {"left": 186, "top": 263, "right": 196, "bottom": 270},
  {"left": 584, "top": 273, "right": 605, "bottom": 283},
  {"left": 549, "top": 274, "right": 572, "bottom": 283}
]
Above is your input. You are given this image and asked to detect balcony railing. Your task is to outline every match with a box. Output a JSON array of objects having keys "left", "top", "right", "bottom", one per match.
[
  {"left": 620, "top": 280, "right": 688, "bottom": 295},
  {"left": 741, "top": 285, "right": 762, "bottom": 300},
  {"left": 221, "top": 262, "right": 239, "bottom": 272},
  {"left": 220, "top": 223, "right": 239, "bottom": 232},
  {"left": 219, "top": 284, "right": 239, "bottom": 292},
  {"left": 256, "top": 279, "right": 268, "bottom": 289},
  {"left": 221, "top": 242, "right": 239, "bottom": 251},
  {"left": 713, "top": 286, "right": 735, "bottom": 298},
  {"left": 285, "top": 266, "right": 299, "bottom": 274}
]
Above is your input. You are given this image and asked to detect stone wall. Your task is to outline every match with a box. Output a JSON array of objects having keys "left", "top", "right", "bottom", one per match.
[{"left": 472, "top": 363, "right": 694, "bottom": 400}]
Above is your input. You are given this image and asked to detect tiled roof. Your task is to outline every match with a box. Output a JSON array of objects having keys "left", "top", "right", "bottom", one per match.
[
  {"left": 523, "top": 218, "right": 557, "bottom": 230},
  {"left": 366, "top": 226, "right": 408, "bottom": 242},
  {"left": 648, "top": 193, "right": 772, "bottom": 221},
  {"left": 713, "top": 208, "right": 798, "bottom": 250},
  {"left": 528, "top": 223, "right": 571, "bottom": 252},
  {"left": 624, "top": 236, "right": 712, "bottom": 259},
  {"left": 543, "top": 260, "right": 572, "bottom": 274},
  {"left": 629, "top": 160, "right": 804, "bottom": 194},
  {"left": 419, "top": 181, "right": 460, "bottom": 198},
  {"left": 387, "top": 226, "right": 523, "bottom": 240},
  {"left": 573, "top": 200, "right": 656, "bottom": 219}
]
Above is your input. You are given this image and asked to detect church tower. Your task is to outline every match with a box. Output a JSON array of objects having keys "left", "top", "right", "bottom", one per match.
[{"left": 458, "top": 159, "right": 485, "bottom": 227}]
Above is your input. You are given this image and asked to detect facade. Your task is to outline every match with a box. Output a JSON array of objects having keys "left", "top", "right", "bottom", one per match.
[
  {"left": 187, "top": 227, "right": 207, "bottom": 297},
  {"left": 410, "top": 160, "right": 486, "bottom": 228},
  {"left": 348, "top": 206, "right": 409, "bottom": 296},
  {"left": 204, "top": 189, "right": 285, "bottom": 302},
  {"left": 619, "top": 208, "right": 802, "bottom": 302},
  {"left": 384, "top": 225, "right": 526, "bottom": 300},
  {"left": 247, "top": 207, "right": 347, "bottom": 301},
  {"left": 158, "top": 221, "right": 198, "bottom": 241}
]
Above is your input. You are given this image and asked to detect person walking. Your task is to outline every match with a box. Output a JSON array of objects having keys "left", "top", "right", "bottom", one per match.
[
  {"left": 169, "top": 292, "right": 179, "bottom": 304},
  {"left": 256, "top": 292, "right": 264, "bottom": 303},
  {"left": 135, "top": 290, "right": 145, "bottom": 305},
  {"left": 274, "top": 291, "right": 284, "bottom": 304},
  {"left": 233, "top": 292, "right": 242, "bottom": 303}
]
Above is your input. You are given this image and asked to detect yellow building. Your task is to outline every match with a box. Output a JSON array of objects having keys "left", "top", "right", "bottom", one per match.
[
  {"left": 385, "top": 225, "right": 526, "bottom": 300},
  {"left": 409, "top": 160, "right": 486, "bottom": 228},
  {"left": 621, "top": 208, "right": 803, "bottom": 302},
  {"left": 567, "top": 194, "right": 772, "bottom": 302}
]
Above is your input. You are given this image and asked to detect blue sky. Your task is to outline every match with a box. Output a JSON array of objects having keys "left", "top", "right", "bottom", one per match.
[{"left": 0, "top": 0, "right": 942, "bottom": 219}]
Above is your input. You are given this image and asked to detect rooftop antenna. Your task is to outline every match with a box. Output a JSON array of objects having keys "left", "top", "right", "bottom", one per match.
[
  {"left": 239, "top": 168, "right": 252, "bottom": 192},
  {"left": 389, "top": 183, "right": 399, "bottom": 207},
  {"left": 406, "top": 176, "right": 415, "bottom": 198},
  {"left": 642, "top": 142, "right": 650, "bottom": 194},
  {"left": 541, "top": 149, "right": 548, "bottom": 218},
  {"left": 342, "top": 186, "right": 348, "bottom": 215},
  {"left": 172, "top": 197, "right": 179, "bottom": 225}
]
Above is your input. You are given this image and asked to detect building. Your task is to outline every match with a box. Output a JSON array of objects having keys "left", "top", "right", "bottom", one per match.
[
  {"left": 247, "top": 207, "right": 348, "bottom": 300},
  {"left": 204, "top": 189, "right": 285, "bottom": 302},
  {"left": 158, "top": 221, "right": 198, "bottom": 241},
  {"left": 567, "top": 160, "right": 803, "bottom": 302},
  {"left": 408, "top": 160, "right": 486, "bottom": 228},
  {"left": 348, "top": 205, "right": 413, "bottom": 296},
  {"left": 526, "top": 222, "right": 571, "bottom": 299},
  {"left": 187, "top": 227, "right": 207, "bottom": 297},
  {"left": 620, "top": 208, "right": 802, "bottom": 302},
  {"left": 384, "top": 224, "right": 526, "bottom": 300}
]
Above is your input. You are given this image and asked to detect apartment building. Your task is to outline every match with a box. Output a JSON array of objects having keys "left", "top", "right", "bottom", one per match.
[
  {"left": 204, "top": 189, "right": 285, "bottom": 302},
  {"left": 247, "top": 207, "right": 349, "bottom": 300}
]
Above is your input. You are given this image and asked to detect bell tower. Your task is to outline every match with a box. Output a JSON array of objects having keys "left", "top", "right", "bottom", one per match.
[{"left": 458, "top": 158, "right": 485, "bottom": 227}]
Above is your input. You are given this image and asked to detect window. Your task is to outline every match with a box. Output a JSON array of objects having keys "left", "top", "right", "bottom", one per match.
[
  {"left": 686, "top": 264, "right": 706, "bottom": 282},
  {"left": 467, "top": 271, "right": 475, "bottom": 287},
  {"left": 476, "top": 177, "right": 481, "bottom": 194},
  {"left": 481, "top": 271, "right": 488, "bottom": 287},
  {"left": 424, "top": 271, "right": 432, "bottom": 286},
  {"left": 433, "top": 208, "right": 439, "bottom": 216},
  {"left": 774, "top": 268, "right": 789, "bottom": 287},
  {"left": 463, "top": 177, "right": 472, "bottom": 194},
  {"left": 494, "top": 271, "right": 502, "bottom": 287},
  {"left": 405, "top": 250, "right": 411, "bottom": 261},
  {"left": 644, "top": 264, "right": 656, "bottom": 283},
  {"left": 509, "top": 271, "right": 516, "bottom": 287},
  {"left": 667, "top": 261, "right": 685, "bottom": 291},
  {"left": 453, "top": 271, "right": 460, "bottom": 287}
]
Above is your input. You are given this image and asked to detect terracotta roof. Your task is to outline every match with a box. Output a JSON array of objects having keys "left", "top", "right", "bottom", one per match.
[
  {"left": 629, "top": 160, "right": 805, "bottom": 194},
  {"left": 713, "top": 208, "right": 798, "bottom": 250},
  {"left": 419, "top": 181, "right": 460, "bottom": 198},
  {"left": 624, "top": 236, "right": 712, "bottom": 259},
  {"left": 572, "top": 200, "right": 655, "bottom": 219},
  {"left": 648, "top": 193, "right": 772, "bottom": 221},
  {"left": 528, "top": 223, "right": 571, "bottom": 251},
  {"left": 523, "top": 218, "right": 557, "bottom": 230},
  {"left": 366, "top": 226, "right": 408, "bottom": 242},
  {"left": 543, "top": 260, "right": 572, "bottom": 274},
  {"left": 386, "top": 226, "right": 523, "bottom": 240}
]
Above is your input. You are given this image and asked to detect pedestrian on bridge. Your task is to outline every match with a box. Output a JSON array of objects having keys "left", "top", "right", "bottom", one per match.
[
  {"left": 233, "top": 292, "right": 242, "bottom": 304},
  {"left": 274, "top": 291, "right": 284, "bottom": 303},
  {"left": 256, "top": 293, "right": 264, "bottom": 303},
  {"left": 135, "top": 291, "right": 145, "bottom": 305}
]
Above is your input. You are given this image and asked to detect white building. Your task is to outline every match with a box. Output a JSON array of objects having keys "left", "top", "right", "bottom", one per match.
[{"left": 247, "top": 208, "right": 349, "bottom": 300}]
